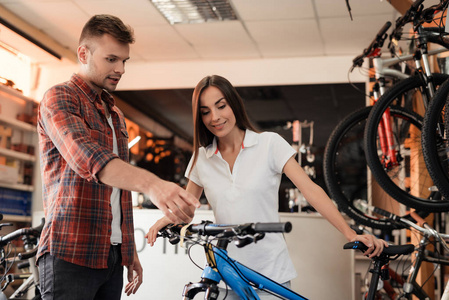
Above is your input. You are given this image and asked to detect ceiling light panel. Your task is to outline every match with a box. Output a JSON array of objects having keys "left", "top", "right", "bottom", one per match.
[{"left": 151, "top": 0, "right": 237, "bottom": 24}]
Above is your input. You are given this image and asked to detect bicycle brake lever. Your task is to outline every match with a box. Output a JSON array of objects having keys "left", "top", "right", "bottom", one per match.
[
  {"left": 234, "top": 236, "right": 253, "bottom": 248},
  {"left": 234, "top": 233, "right": 265, "bottom": 248},
  {"left": 0, "top": 223, "right": 13, "bottom": 231},
  {"left": 169, "top": 236, "right": 180, "bottom": 245}
]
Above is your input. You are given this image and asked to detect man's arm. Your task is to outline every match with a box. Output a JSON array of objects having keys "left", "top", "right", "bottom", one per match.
[{"left": 98, "top": 158, "right": 200, "bottom": 223}]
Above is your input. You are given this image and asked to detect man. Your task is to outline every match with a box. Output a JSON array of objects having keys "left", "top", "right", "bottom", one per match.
[{"left": 37, "top": 14, "right": 199, "bottom": 300}]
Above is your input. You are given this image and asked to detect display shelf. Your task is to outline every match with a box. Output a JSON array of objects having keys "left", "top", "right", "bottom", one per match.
[
  {"left": 0, "top": 84, "right": 36, "bottom": 104},
  {"left": 0, "top": 181, "right": 34, "bottom": 192},
  {"left": 0, "top": 147, "right": 36, "bottom": 162},
  {"left": 0, "top": 115, "right": 36, "bottom": 132}
]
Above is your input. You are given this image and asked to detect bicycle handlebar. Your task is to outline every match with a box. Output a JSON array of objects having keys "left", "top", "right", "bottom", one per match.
[
  {"left": 417, "top": 0, "right": 449, "bottom": 25},
  {"left": 396, "top": 0, "right": 425, "bottom": 29},
  {"left": 158, "top": 220, "right": 292, "bottom": 248},
  {"left": 344, "top": 241, "right": 415, "bottom": 257},
  {"left": 352, "top": 21, "right": 392, "bottom": 69},
  {"left": 164, "top": 221, "right": 292, "bottom": 236},
  {"left": 373, "top": 206, "right": 449, "bottom": 251},
  {"left": 17, "top": 247, "right": 38, "bottom": 260},
  {"left": 0, "top": 218, "right": 45, "bottom": 248}
]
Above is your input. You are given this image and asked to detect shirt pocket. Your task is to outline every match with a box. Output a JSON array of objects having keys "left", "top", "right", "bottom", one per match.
[{"left": 84, "top": 111, "right": 108, "bottom": 147}]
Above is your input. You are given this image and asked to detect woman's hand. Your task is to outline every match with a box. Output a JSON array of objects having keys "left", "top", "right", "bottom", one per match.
[
  {"left": 352, "top": 234, "right": 389, "bottom": 258},
  {"left": 145, "top": 217, "right": 172, "bottom": 246}
]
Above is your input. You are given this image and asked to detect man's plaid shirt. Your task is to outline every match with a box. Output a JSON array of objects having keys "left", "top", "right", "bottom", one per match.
[{"left": 37, "top": 73, "right": 134, "bottom": 269}]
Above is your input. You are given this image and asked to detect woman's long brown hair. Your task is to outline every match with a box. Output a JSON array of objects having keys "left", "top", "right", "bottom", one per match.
[{"left": 189, "top": 75, "right": 258, "bottom": 174}]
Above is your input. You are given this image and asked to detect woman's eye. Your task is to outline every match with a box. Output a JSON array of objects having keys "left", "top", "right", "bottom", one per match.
[
  {"left": 218, "top": 105, "right": 226, "bottom": 109},
  {"left": 201, "top": 111, "right": 210, "bottom": 116}
]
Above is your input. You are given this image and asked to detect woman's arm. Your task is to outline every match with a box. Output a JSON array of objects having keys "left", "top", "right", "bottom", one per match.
[{"left": 283, "top": 156, "right": 388, "bottom": 257}]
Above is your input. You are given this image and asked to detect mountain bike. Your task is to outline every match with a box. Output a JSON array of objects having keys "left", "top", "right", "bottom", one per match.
[
  {"left": 157, "top": 220, "right": 308, "bottom": 299},
  {"left": 323, "top": 6, "right": 449, "bottom": 229},
  {"left": 346, "top": 207, "right": 449, "bottom": 300},
  {"left": 364, "top": 0, "right": 449, "bottom": 212},
  {"left": 1, "top": 215, "right": 43, "bottom": 300},
  {"left": 344, "top": 240, "right": 415, "bottom": 300}
]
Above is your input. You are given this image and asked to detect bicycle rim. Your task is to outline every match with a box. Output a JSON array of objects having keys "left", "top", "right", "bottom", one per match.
[
  {"left": 364, "top": 73, "right": 449, "bottom": 212},
  {"left": 324, "top": 106, "right": 412, "bottom": 230},
  {"left": 422, "top": 77, "right": 449, "bottom": 203}
]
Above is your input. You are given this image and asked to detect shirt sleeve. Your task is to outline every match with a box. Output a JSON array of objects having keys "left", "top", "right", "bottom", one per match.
[
  {"left": 184, "top": 152, "right": 203, "bottom": 187},
  {"left": 38, "top": 85, "right": 118, "bottom": 182},
  {"left": 268, "top": 133, "right": 297, "bottom": 174}
]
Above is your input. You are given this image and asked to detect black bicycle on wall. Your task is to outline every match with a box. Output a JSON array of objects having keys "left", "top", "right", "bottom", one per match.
[{"left": 1, "top": 214, "right": 43, "bottom": 300}]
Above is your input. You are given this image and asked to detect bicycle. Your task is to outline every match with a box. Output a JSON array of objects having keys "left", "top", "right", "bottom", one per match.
[
  {"left": 156, "top": 220, "right": 308, "bottom": 300},
  {"left": 344, "top": 240, "right": 415, "bottom": 300},
  {"left": 364, "top": 0, "right": 449, "bottom": 212},
  {"left": 323, "top": 8, "right": 449, "bottom": 229},
  {"left": 422, "top": 73, "right": 449, "bottom": 202},
  {"left": 1, "top": 215, "right": 44, "bottom": 300},
  {"left": 345, "top": 207, "right": 449, "bottom": 300}
]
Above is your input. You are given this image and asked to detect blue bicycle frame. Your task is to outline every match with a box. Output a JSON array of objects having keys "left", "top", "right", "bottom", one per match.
[{"left": 194, "top": 247, "right": 309, "bottom": 300}]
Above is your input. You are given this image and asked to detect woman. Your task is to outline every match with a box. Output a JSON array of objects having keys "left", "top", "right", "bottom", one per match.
[{"left": 146, "top": 75, "right": 387, "bottom": 299}]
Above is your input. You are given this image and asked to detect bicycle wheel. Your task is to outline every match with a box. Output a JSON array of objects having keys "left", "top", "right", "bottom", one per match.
[
  {"left": 324, "top": 106, "right": 420, "bottom": 230},
  {"left": 422, "top": 77, "right": 449, "bottom": 202},
  {"left": 364, "top": 73, "right": 449, "bottom": 212}
]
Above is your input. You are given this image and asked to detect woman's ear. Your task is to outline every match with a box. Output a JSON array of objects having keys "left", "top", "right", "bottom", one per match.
[{"left": 77, "top": 45, "right": 88, "bottom": 64}]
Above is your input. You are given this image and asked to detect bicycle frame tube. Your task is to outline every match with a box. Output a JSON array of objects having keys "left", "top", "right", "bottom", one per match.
[
  {"left": 212, "top": 248, "right": 309, "bottom": 300},
  {"left": 372, "top": 47, "right": 447, "bottom": 95},
  {"left": 403, "top": 236, "right": 449, "bottom": 299}
]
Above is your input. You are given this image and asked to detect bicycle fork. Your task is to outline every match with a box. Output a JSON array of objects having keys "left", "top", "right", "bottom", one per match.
[
  {"left": 183, "top": 244, "right": 221, "bottom": 300},
  {"left": 372, "top": 85, "right": 401, "bottom": 169}
]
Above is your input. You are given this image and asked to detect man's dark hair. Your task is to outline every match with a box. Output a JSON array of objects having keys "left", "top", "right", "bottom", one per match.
[{"left": 79, "top": 14, "right": 135, "bottom": 45}]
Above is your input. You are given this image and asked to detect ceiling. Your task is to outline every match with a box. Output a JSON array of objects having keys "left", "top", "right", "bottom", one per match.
[
  {"left": 0, "top": 0, "right": 403, "bottom": 62},
  {"left": 0, "top": 0, "right": 433, "bottom": 148}
]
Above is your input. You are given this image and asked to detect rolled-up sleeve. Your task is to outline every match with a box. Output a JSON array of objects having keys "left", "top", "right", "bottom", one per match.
[{"left": 39, "top": 85, "right": 118, "bottom": 182}]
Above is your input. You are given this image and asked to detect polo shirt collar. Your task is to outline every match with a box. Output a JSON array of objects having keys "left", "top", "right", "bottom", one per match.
[{"left": 205, "top": 129, "right": 259, "bottom": 158}]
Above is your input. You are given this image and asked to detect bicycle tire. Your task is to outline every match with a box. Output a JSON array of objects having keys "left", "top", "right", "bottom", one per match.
[
  {"left": 364, "top": 73, "right": 449, "bottom": 212},
  {"left": 324, "top": 106, "right": 420, "bottom": 230},
  {"left": 422, "top": 77, "right": 449, "bottom": 202}
]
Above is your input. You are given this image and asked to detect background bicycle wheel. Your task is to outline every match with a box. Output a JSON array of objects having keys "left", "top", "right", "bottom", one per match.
[
  {"left": 364, "top": 73, "right": 449, "bottom": 212},
  {"left": 324, "top": 106, "right": 421, "bottom": 230},
  {"left": 422, "top": 77, "right": 449, "bottom": 203}
]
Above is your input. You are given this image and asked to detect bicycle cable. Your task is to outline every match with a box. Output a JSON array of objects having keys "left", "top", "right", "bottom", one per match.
[{"left": 1, "top": 242, "right": 17, "bottom": 291}]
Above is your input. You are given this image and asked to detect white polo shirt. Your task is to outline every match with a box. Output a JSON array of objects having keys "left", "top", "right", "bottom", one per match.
[{"left": 185, "top": 129, "right": 297, "bottom": 284}]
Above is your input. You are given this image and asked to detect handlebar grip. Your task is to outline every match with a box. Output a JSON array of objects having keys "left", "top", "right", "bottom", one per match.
[
  {"left": 373, "top": 207, "right": 397, "bottom": 220},
  {"left": 18, "top": 247, "right": 38, "bottom": 260},
  {"left": 0, "top": 218, "right": 45, "bottom": 247},
  {"left": 412, "top": 0, "right": 425, "bottom": 10},
  {"left": 377, "top": 21, "right": 392, "bottom": 38},
  {"left": 343, "top": 241, "right": 368, "bottom": 252},
  {"left": 253, "top": 222, "right": 292, "bottom": 233}
]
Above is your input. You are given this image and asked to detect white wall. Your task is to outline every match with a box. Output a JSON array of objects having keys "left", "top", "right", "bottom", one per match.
[{"left": 36, "top": 55, "right": 366, "bottom": 98}]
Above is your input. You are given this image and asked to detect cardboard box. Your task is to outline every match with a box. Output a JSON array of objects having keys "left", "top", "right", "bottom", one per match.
[{"left": 0, "top": 164, "right": 19, "bottom": 184}]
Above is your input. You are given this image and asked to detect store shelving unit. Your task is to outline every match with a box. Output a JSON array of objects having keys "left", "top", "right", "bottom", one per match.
[{"left": 0, "top": 84, "right": 37, "bottom": 221}]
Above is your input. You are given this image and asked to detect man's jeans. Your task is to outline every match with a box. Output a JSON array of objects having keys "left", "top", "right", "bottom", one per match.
[{"left": 38, "top": 245, "right": 123, "bottom": 300}]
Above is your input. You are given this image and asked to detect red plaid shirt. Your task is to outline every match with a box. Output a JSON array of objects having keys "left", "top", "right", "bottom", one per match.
[{"left": 37, "top": 73, "right": 135, "bottom": 269}]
